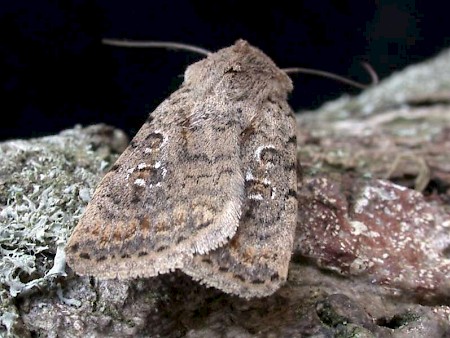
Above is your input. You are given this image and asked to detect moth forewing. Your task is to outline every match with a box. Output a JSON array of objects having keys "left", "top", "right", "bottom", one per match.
[{"left": 66, "top": 39, "right": 297, "bottom": 298}]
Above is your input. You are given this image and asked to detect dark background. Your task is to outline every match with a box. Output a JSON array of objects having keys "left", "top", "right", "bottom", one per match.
[{"left": 1, "top": 1, "right": 449, "bottom": 141}]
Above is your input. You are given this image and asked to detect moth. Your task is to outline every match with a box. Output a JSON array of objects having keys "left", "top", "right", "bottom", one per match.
[{"left": 65, "top": 39, "right": 298, "bottom": 298}]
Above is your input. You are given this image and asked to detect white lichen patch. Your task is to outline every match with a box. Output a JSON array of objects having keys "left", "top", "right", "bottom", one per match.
[
  {"left": 353, "top": 194, "right": 369, "bottom": 214},
  {"left": 349, "top": 220, "right": 368, "bottom": 236},
  {"left": 78, "top": 188, "right": 91, "bottom": 202},
  {"left": 0, "top": 125, "right": 123, "bottom": 301}
]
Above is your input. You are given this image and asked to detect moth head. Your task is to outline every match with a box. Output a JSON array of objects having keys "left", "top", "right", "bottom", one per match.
[{"left": 184, "top": 40, "right": 293, "bottom": 103}]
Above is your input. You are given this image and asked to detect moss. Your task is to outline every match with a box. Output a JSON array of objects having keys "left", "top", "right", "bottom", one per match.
[
  {"left": 316, "top": 300, "right": 349, "bottom": 327},
  {"left": 377, "top": 311, "right": 421, "bottom": 329},
  {"left": 336, "top": 324, "right": 376, "bottom": 338}
]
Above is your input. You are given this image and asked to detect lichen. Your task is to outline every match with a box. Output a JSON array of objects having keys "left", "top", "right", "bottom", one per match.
[
  {"left": 0, "top": 124, "right": 126, "bottom": 336},
  {"left": 0, "top": 125, "right": 126, "bottom": 297}
]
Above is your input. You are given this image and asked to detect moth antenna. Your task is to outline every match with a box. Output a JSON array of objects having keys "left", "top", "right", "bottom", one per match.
[
  {"left": 101, "top": 39, "right": 212, "bottom": 56},
  {"left": 283, "top": 62, "right": 378, "bottom": 89}
]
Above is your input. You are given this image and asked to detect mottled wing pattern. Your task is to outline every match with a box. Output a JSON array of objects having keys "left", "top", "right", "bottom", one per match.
[
  {"left": 181, "top": 99, "right": 298, "bottom": 298},
  {"left": 66, "top": 86, "right": 244, "bottom": 279}
]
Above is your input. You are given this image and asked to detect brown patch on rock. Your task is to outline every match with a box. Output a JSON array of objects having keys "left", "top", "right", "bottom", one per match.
[{"left": 296, "top": 172, "right": 450, "bottom": 302}]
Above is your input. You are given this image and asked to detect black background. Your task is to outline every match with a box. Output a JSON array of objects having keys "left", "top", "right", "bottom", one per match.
[{"left": 1, "top": 1, "right": 449, "bottom": 141}]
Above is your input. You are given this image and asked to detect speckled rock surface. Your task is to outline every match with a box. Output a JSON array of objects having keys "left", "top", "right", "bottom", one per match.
[
  {"left": 295, "top": 47, "right": 450, "bottom": 305},
  {"left": 1, "top": 47, "right": 450, "bottom": 337},
  {"left": 296, "top": 175, "right": 450, "bottom": 302}
]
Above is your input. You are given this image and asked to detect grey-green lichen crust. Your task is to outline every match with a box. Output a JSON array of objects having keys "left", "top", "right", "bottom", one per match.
[{"left": 0, "top": 124, "right": 127, "bottom": 336}]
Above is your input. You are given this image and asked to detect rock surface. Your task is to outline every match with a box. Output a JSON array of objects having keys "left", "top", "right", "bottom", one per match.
[{"left": 1, "top": 48, "right": 450, "bottom": 337}]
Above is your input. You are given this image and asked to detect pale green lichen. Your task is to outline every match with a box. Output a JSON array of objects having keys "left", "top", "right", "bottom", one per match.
[{"left": 0, "top": 124, "right": 126, "bottom": 336}]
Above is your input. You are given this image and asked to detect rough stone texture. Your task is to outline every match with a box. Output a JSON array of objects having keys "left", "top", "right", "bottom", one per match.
[
  {"left": 1, "top": 47, "right": 450, "bottom": 337},
  {"left": 296, "top": 175, "right": 450, "bottom": 303}
]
